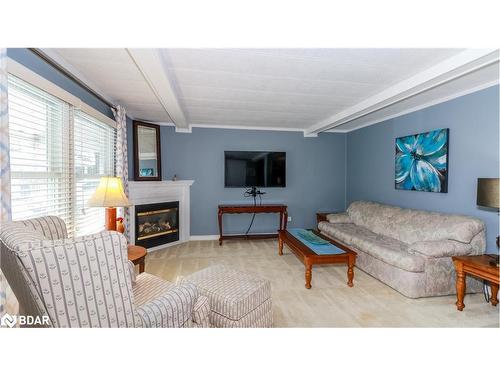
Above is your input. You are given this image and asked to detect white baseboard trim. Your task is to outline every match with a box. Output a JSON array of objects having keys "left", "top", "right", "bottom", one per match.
[
  {"left": 145, "top": 239, "right": 189, "bottom": 252},
  {"left": 190, "top": 235, "right": 219, "bottom": 241},
  {"left": 144, "top": 233, "right": 282, "bottom": 245},
  {"left": 189, "top": 233, "right": 278, "bottom": 241}
]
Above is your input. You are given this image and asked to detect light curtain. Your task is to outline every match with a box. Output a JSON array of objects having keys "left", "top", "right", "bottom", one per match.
[
  {"left": 112, "top": 105, "right": 130, "bottom": 240},
  {"left": 0, "top": 48, "right": 13, "bottom": 317}
]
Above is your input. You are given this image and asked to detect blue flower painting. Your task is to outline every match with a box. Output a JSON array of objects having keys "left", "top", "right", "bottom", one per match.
[{"left": 395, "top": 128, "right": 449, "bottom": 193}]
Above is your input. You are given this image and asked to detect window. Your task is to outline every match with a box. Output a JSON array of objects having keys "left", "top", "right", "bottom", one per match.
[
  {"left": 8, "top": 74, "right": 116, "bottom": 237},
  {"left": 74, "top": 111, "right": 116, "bottom": 236}
]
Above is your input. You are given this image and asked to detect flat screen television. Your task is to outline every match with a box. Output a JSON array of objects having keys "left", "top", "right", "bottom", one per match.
[{"left": 224, "top": 151, "right": 286, "bottom": 188}]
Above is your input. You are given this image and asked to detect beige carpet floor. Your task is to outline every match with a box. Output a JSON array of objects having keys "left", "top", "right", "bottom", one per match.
[
  {"left": 146, "top": 238, "right": 500, "bottom": 328},
  {"left": 4, "top": 238, "right": 498, "bottom": 327}
]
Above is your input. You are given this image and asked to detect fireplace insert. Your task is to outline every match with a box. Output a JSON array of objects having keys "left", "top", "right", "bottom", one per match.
[{"left": 135, "top": 201, "right": 179, "bottom": 248}]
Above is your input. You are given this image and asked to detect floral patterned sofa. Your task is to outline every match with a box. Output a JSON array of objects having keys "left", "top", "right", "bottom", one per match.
[{"left": 318, "top": 201, "right": 485, "bottom": 298}]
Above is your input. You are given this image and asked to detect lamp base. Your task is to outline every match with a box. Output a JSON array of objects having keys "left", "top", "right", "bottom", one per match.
[{"left": 105, "top": 207, "right": 117, "bottom": 231}]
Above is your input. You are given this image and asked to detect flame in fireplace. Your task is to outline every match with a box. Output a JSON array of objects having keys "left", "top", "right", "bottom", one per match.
[{"left": 137, "top": 208, "right": 178, "bottom": 241}]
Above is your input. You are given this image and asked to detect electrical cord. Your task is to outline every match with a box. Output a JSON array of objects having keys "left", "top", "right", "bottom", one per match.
[
  {"left": 245, "top": 194, "right": 257, "bottom": 236},
  {"left": 242, "top": 186, "right": 266, "bottom": 236},
  {"left": 483, "top": 281, "right": 490, "bottom": 303}
]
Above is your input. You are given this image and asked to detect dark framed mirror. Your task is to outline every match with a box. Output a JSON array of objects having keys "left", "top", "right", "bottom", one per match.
[{"left": 133, "top": 121, "right": 162, "bottom": 181}]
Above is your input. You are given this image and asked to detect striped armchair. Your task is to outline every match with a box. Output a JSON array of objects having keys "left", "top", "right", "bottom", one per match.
[{"left": 0, "top": 216, "right": 210, "bottom": 328}]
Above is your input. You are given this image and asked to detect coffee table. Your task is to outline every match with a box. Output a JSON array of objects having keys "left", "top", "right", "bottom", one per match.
[{"left": 278, "top": 229, "right": 357, "bottom": 289}]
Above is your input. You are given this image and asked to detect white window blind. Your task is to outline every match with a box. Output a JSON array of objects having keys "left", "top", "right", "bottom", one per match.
[
  {"left": 74, "top": 111, "right": 116, "bottom": 236},
  {"left": 8, "top": 75, "right": 72, "bottom": 226},
  {"left": 8, "top": 74, "right": 116, "bottom": 237}
]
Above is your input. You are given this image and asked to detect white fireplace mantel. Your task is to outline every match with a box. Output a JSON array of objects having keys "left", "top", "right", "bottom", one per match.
[{"left": 128, "top": 180, "right": 194, "bottom": 251}]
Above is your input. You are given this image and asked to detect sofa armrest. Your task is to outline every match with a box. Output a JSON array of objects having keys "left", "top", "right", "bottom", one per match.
[
  {"left": 408, "top": 240, "right": 473, "bottom": 258},
  {"left": 127, "top": 260, "right": 137, "bottom": 286},
  {"left": 326, "top": 213, "right": 352, "bottom": 224},
  {"left": 20, "top": 216, "right": 68, "bottom": 240},
  {"left": 136, "top": 281, "right": 199, "bottom": 328},
  {"left": 192, "top": 295, "right": 211, "bottom": 328}
]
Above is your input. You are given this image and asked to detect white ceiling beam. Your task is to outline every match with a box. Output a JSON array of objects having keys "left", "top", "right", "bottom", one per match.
[
  {"left": 126, "top": 48, "right": 189, "bottom": 130},
  {"left": 305, "top": 49, "right": 500, "bottom": 135}
]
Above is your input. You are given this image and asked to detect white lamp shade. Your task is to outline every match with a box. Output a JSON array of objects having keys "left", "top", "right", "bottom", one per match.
[{"left": 87, "top": 177, "right": 131, "bottom": 208}]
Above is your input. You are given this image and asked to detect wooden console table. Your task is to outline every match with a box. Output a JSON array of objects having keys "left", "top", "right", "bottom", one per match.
[{"left": 218, "top": 204, "right": 288, "bottom": 245}]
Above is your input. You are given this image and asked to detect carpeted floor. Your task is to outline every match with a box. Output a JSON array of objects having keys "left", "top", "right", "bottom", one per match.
[
  {"left": 146, "top": 238, "right": 500, "bottom": 328},
  {"left": 4, "top": 238, "right": 498, "bottom": 327}
]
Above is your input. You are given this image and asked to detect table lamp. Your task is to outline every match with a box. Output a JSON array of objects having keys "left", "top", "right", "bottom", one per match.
[
  {"left": 88, "top": 176, "right": 131, "bottom": 231},
  {"left": 476, "top": 178, "right": 499, "bottom": 266}
]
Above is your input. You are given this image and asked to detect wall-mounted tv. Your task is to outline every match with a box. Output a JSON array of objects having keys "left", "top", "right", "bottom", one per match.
[{"left": 224, "top": 151, "right": 286, "bottom": 188}]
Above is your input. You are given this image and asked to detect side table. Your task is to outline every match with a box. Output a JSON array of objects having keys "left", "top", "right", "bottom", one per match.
[
  {"left": 452, "top": 255, "right": 499, "bottom": 311},
  {"left": 128, "top": 244, "right": 147, "bottom": 273}
]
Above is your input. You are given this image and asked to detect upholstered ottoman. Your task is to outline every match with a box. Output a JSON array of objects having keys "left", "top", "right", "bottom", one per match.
[{"left": 187, "top": 265, "right": 273, "bottom": 328}]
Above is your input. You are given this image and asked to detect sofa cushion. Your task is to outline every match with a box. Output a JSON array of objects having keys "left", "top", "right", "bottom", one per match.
[
  {"left": 408, "top": 240, "right": 473, "bottom": 258},
  {"left": 347, "top": 201, "right": 401, "bottom": 237},
  {"left": 318, "top": 221, "right": 365, "bottom": 245},
  {"left": 133, "top": 272, "right": 174, "bottom": 306},
  {"left": 347, "top": 201, "right": 485, "bottom": 244},
  {"left": 319, "top": 222, "right": 426, "bottom": 273}
]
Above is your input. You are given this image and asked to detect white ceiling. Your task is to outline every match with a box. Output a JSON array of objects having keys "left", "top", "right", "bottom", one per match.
[{"left": 44, "top": 48, "right": 499, "bottom": 135}]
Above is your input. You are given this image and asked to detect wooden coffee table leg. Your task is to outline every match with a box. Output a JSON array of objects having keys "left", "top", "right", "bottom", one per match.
[
  {"left": 491, "top": 283, "right": 499, "bottom": 307},
  {"left": 455, "top": 269, "right": 466, "bottom": 311},
  {"left": 305, "top": 264, "right": 312, "bottom": 289},
  {"left": 347, "top": 255, "right": 355, "bottom": 287}
]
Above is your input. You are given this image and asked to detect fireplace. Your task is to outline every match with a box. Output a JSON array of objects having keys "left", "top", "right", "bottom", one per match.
[{"left": 134, "top": 201, "right": 179, "bottom": 248}]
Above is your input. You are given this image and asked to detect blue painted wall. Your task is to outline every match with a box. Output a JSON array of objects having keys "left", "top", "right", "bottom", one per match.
[
  {"left": 127, "top": 121, "right": 347, "bottom": 235},
  {"left": 347, "top": 85, "right": 500, "bottom": 252},
  {"left": 12, "top": 48, "right": 498, "bottom": 247},
  {"left": 7, "top": 48, "right": 113, "bottom": 118}
]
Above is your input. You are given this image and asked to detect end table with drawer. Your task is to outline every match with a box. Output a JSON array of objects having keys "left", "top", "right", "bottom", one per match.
[{"left": 452, "top": 254, "right": 499, "bottom": 311}]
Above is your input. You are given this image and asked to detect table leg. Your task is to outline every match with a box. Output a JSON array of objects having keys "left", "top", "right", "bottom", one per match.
[
  {"left": 218, "top": 209, "right": 223, "bottom": 246},
  {"left": 347, "top": 255, "right": 355, "bottom": 287},
  {"left": 278, "top": 233, "right": 284, "bottom": 256},
  {"left": 305, "top": 264, "right": 312, "bottom": 289},
  {"left": 455, "top": 269, "right": 466, "bottom": 311},
  {"left": 491, "top": 283, "right": 499, "bottom": 307},
  {"left": 139, "top": 259, "right": 145, "bottom": 274},
  {"left": 279, "top": 211, "right": 283, "bottom": 231},
  {"left": 283, "top": 210, "right": 288, "bottom": 230}
]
